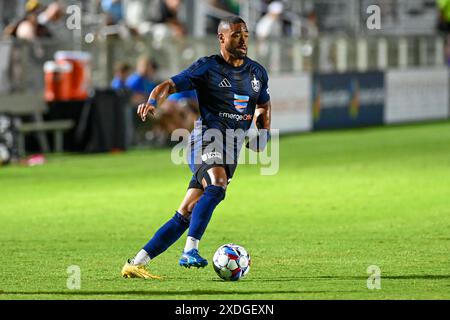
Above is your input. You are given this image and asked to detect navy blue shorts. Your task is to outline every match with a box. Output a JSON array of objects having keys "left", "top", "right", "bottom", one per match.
[{"left": 187, "top": 137, "right": 237, "bottom": 190}]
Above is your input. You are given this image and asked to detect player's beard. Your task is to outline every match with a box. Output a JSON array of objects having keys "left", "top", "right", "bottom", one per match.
[{"left": 227, "top": 45, "right": 247, "bottom": 59}]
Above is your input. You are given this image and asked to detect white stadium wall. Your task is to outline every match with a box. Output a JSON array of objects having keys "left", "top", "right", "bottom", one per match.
[
  {"left": 268, "top": 73, "right": 312, "bottom": 133},
  {"left": 385, "top": 68, "right": 450, "bottom": 124}
]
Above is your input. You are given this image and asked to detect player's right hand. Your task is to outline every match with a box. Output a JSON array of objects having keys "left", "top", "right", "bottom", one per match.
[{"left": 137, "top": 102, "right": 156, "bottom": 122}]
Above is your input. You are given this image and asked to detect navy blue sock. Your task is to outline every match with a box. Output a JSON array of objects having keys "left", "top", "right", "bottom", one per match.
[
  {"left": 143, "top": 212, "right": 190, "bottom": 259},
  {"left": 188, "top": 185, "right": 226, "bottom": 241}
]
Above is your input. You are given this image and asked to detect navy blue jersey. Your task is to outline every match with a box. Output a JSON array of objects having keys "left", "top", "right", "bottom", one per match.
[{"left": 171, "top": 54, "right": 270, "bottom": 133}]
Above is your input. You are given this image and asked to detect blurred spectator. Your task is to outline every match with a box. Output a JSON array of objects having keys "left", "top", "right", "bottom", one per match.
[
  {"left": 121, "top": 57, "right": 157, "bottom": 148},
  {"left": 111, "top": 62, "right": 132, "bottom": 90},
  {"left": 255, "top": 0, "right": 284, "bottom": 61},
  {"left": 101, "top": 0, "right": 124, "bottom": 25},
  {"left": 150, "top": 0, "right": 186, "bottom": 39},
  {"left": 256, "top": 1, "right": 284, "bottom": 40},
  {"left": 124, "top": 0, "right": 152, "bottom": 34},
  {"left": 1, "top": 1, "right": 65, "bottom": 93},
  {"left": 125, "top": 55, "right": 158, "bottom": 104},
  {"left": 4, "top": 0, "right": 56, "bottom": 41},
  {"left": 37, "top": 1, "right": 64, "bottom": 25},
  {"left": 302, "top": 10, "right": 319, "bottom": 38},
  {"left": 255, "top": 1, "right": 302, "bottom": 39}
]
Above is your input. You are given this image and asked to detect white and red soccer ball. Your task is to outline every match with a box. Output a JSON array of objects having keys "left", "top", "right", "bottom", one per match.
[{"left": 213, "top": 244, "right": 251, "bottom": 281}]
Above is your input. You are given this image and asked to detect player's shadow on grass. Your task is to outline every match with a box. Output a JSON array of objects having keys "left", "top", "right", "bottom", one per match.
[
  {"left": 0, "top": 289, "right": 358, "bottom": 296},
  {"left": 298, "top": 275, "right": 450, "bottom": 280},
  {"left": 370, "top": 275, "right": 450, "bottom": 280},
  {"left": 240, "top": 274, "right": 450, "bottom": 282}
]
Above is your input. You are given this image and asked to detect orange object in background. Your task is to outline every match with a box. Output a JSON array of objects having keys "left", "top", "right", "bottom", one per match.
[
  {"left": 43, "top": 61, "right": 72, "bottom": 102},
  {"left": 44, "top": 51, "right": 91, "bottom": 102}
]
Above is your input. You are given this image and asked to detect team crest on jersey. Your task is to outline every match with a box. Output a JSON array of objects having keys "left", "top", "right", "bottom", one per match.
[{"left": 251, "top": 75, "right": 261, "bottom": 92}]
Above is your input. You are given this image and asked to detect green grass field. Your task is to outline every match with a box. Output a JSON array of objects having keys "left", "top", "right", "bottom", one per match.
[{"left": 1, "top": 121, "right": 450, "bottom": 300}]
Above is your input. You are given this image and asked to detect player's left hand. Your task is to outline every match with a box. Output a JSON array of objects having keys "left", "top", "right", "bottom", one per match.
[
  {"left": 137, "top": 102, "right": 156, "bottom": 122},
  {"left": 246, "top": 129, "right": 270, "bottom": 152}
]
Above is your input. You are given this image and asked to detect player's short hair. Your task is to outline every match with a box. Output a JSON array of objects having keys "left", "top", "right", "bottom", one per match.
[{"left": 217, "top": 16, "right": 247, "bottom": 34}]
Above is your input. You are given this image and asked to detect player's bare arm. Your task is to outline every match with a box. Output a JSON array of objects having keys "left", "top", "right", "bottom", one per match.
[
  {"left": 137, "top": 79, "right": 178, "bottom": 121},
  {"left": 246, "top": 100, "right": 271, "bottom": 153},
  {"left": 255, "top": 100, "right": 272, "bottom": 130}
]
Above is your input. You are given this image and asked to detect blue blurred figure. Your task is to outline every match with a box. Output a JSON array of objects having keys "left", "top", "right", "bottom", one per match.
[
  {"left": 119, "top": 56, "right": 157, "bottom": 147},
  {"left": 101, "top": 0, "right": 124, "bottom": 25},
  {"left": 125, "top": 55, "right": 158, "bottom": 104},
  {"left": 111, "top": 62, "right": 131, "bottom": 90},
  {"left": 167, "top": 90, "right": 198, "bottom": 105}
]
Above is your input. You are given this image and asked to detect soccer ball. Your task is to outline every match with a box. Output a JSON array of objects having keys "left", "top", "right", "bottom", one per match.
[{"left": 212, "top": 244, "right": 251, "bottom": 281}]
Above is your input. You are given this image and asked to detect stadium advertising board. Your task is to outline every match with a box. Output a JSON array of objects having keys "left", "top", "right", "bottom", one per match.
[
  {"left": 269, "top": 74, "right": 312, "bottom": 133},
  {"left": 385, "top": 68, "right": 449, "bottom": 124},
  {"left": 311, "top": 72, "right": 385, "bottom": 130}
]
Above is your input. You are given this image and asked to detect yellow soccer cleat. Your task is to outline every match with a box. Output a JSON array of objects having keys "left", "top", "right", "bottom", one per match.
[{"left": 121, "top": 260, "right": 163, "bottom": 280}]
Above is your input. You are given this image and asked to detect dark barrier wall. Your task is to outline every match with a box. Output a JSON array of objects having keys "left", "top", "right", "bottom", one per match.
[
  {"left": 45, "top": 100, "right": 86, "bottom": 152},
  {"left": 312, "top": 72, "right": 385, "bottom": 130},
  {"left": 84, "top": 89, "right": 130, "bottom": 153},
  {"left": 44, "top": 89, "right": 132, "bottom": 153}
]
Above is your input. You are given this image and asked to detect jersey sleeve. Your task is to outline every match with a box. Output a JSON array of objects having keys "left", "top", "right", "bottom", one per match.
[
  {"left": 170, "top": 57, "right": 209, "bottom": 92},
  {"left": 257, "top": 68, "right": 270, "bottom": 105}
]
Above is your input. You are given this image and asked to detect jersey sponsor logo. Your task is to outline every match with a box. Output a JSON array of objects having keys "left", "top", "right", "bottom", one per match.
[
  {"left": 219, "top": 78, "right": 232, "bottom": 88},
  {"left": 251, "top": 75, "right": 261, "bottom": 92},
  {"left": 219, "top": 112, "right": 252, "bottom": 121},
  {"left": 201, "top": 151, "right": 222, "bottom": 162},
  {"left": 233, "top": 94, "right": 249, "bottom": 113}
]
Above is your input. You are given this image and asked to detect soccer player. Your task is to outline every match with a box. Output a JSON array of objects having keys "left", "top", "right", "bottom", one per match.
[{"left": 121, "top": 16, "right": 272, "bottom": 279}]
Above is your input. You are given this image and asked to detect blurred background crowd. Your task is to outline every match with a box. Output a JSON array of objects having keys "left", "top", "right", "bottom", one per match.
[{"left": 0, "top": 0, "right": 449, "bottom": 162}]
